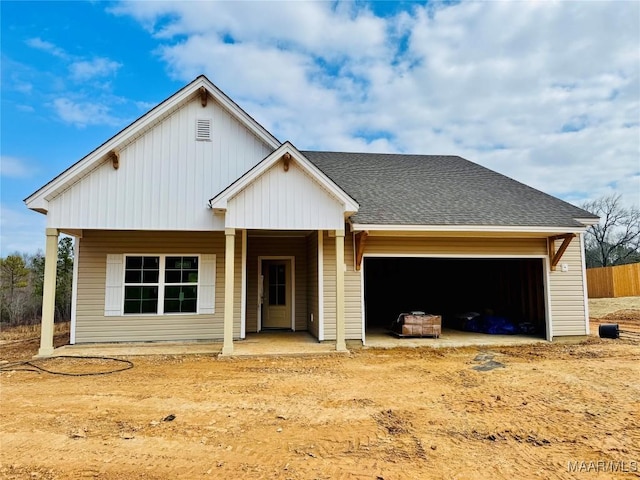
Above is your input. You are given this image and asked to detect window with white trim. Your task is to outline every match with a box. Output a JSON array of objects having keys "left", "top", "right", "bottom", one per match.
[
  {"left": 124, "top": 256, "right": 160, "bottom": 314},
  {"left": 105, "top": 253, "right": 216, "bottom": 317},
  {"left": 123, "top": 255, "right": 199, "bottom": 315},
  {"left": 163, "top": 256, "right": 199, "bottom": 313}
]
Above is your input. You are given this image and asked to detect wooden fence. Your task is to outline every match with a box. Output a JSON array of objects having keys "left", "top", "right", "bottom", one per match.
[{"left": 586, "top": 263, "right": 640, "bottom": 298}]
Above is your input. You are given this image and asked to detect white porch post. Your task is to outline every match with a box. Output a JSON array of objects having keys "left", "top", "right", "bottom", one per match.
[
  {"left": 222, "top": 228, "right": 235, "bottom": 355},
  {"left": 38, "top": 228, "right": 59, "bottom": 357},
  {"left": 335, "top": 229, "right": 347, "bottom": 351}
]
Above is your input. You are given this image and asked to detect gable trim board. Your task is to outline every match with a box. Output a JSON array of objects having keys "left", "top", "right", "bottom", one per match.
[{"left": 26, "top": 75, "right": 598, "bottom": 354}]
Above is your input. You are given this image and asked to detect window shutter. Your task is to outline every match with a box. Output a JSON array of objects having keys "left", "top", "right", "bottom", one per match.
[
  {"left": 104, "top": 254, "right": 123, "bottom": 316},
  {"left": 199, "top": 254, "right": 216, "bottom": 314},
  {"left": 195, "top": 118, "right": 211, "bottom": 141}
]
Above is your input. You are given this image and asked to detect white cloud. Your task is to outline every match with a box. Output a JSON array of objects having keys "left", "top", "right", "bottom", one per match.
[
  {"left": 69, "top": 57, "right": 122, "bottom": 81},
  {"left": 0, "top": 203, "right": 46, "bottom": 256},
  {"left": 1, "top": 156, "right": 35, "bottom": 178},
  {"left": 112, "top": 1, "right": 639, "bottom": 207},
  {"left": 52, "top": 97, "right": 121, "bottom": 128},
  {"left": 25, "top": 37, "right": 68, "bottom": 58}
]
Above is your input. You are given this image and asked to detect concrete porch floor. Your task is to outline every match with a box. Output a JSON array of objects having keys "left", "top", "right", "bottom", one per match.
[
  {"left": 364, "top": 328, "right": 547, "bottom": 349},
  {"left": 52, "top": 332, "right": 342, "bottom": 358},
  {"left": 51, "top": 329, "right": 546, "bottom": 358}
]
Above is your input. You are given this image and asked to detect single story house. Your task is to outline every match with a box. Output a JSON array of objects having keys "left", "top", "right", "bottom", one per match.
[{"left": 25, "top": 75, "right": 599, "bottom": 356}]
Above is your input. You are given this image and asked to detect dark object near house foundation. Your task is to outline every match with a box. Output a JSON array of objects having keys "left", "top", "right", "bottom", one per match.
[{"left": 598, "top": 324, "right": 619, "bottom": 339}]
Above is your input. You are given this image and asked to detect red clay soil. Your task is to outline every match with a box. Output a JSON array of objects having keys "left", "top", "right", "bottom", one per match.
[{"left": 1, "top": 307, "right": 639, "bottom": 479}]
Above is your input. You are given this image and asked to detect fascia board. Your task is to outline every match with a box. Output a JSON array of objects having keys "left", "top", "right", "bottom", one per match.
[
  {"left": 350, "top": 223, "right": 589, "bottom": 234},
  {"left": 574, "top": 217, "right": 600, "bottom": 226}
]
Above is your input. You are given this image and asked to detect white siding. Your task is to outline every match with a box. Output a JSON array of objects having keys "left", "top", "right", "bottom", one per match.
[
  {"left": 225, "top": 160, "right": 345, "bottom": 230},
  {"left": 549, "top": 236, "right": 588, "bottom": 337},
  {"left": 47, "top": 98, "right": 273, "bottom": 230}
]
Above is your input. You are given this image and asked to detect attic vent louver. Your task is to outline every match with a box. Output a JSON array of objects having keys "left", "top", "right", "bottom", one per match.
[{"left": 196, "top": 118, "right": 211, "bottom": 141}]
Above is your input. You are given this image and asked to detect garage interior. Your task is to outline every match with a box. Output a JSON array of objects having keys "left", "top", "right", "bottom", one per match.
[{"left": 364, "top": 257, "right": 547, "bottom": 337}]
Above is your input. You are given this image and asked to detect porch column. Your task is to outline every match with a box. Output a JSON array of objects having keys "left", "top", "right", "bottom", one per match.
[
  {"left": 222, "top": 228, "right": 235, "bottom": 355},
  {"left": 335, "top": 229, "right": 347, "bottom": 351},
  {"left": 38, "top": 228, "right": 59, "bottom": 357}
]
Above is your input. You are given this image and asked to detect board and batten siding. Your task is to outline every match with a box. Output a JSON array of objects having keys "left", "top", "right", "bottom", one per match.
[
  {"left": 549, "top": 235, "right": 588, "bottom": 336},
  {"left": 245, "top": 235, "right": 308, "bottom": 332},
  {"left": 225, "top": 160, "right": 345, "bottom": 230},
  {"left": 47, "top": 97, "right": 273, "bottom": 231},
  {"left": 75, "top": 230, "right": 242, "bottom": 343},
  {"left": 322, "top": 231, "right": 362, "bottom": 341}
]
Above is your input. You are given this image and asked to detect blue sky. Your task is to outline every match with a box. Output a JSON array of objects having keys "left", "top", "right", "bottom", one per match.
[{"left": 1, "top": 1, "right": 639, "bottom": 255}]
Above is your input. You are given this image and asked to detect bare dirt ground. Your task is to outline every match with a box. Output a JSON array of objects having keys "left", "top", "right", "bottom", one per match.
[{"left": 1, "top": 299, "right": 639, "bottom": 479}]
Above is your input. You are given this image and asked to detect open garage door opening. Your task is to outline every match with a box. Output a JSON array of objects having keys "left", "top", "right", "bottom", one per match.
[{"left": 364, "top": 257, "right": 546, "bottom": 338}]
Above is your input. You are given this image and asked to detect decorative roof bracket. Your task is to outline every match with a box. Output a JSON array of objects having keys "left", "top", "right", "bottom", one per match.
[
  {"left": 199, "top": 86, "right": 208, "bottom": 107},
  {"left": 110, "top": 151, "right": 119, "bottom": 170},
  {"left": 355, "top": 231, "right": 368, "bottom": 271},
  {"left": 548, "top": 233, "right": 576, "bottom": 270}
]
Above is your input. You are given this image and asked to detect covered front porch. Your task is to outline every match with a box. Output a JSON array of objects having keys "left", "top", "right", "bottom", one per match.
[
  {"left": 219, "top": 227, "right": 351, "bottom": 355},
  {"left": 210, "top": 143, "right": 360, "bottom": 356}
]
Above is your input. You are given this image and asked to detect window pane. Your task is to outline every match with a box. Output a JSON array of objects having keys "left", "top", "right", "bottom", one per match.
[
  {"left": 181, "top": 299, "right": 197, "bottom": 313},
  {"left": 125, "top": 270, "right": 142, "bottom": 283},
  {"left": 125, "top": 286, "right": 141, "bottom": 300},
  {"left": 165, "top": 256, "right": 198, "bottom": 283},
  {"left": 164, "top": 286, "right": 198, "bottom": 313},
  {"left": 141, "top": 286, "right": 158, "bottom": 300},
  {"left": 182, "top": 270, "right": 198, "bottom": 283},
  {"left": 141, "top": 300, "right": 158, "bottom": 314},
  {"left": 277, "top": 285, "right": 286, "bottom": 305},
  {"left": 165, "top": 286, "right": 180, "bottom": 299},
  {"left": 164, "top": 300, "right": 180, "bottom": 313},
  {"left": 183, "top": 257, "right": 198, "bottom": 269},
  {"left": 182, "top": 286, "right": 197, "bottom": 299},
  {"left": 124, "top": 300, "right": 140, "bottom": 314},
  {"left": 143, "top": 270, "right": 159, "bottom": 283},
  {"left": 125, "top": 256, "right": 159, "bottom": 285},
  {"left": 165, "top": 256, "right": 181, "bottom": 269},
  {"left": 126, "top": 257, "right": 142, "bottom": 269},
  {"left": 143, "top": 257, "right": 159, "bottom": 269},
  {"left": 165, "top": 270, "right": 181, "bottom": 283},
  {"left": 277, "top": 265, "right": 285, "bottom": 284}
]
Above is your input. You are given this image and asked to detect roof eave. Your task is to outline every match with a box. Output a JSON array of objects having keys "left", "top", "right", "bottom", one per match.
[
  {"left": 574, "top": 217, "right": 600, "bottom": 226},
  {"left": 350, "top": 223, "right": 590, "bottom": 234}
]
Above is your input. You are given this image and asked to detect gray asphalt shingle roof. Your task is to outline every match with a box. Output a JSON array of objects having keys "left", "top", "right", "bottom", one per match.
[{"left": 302, "top": 151, "right": 597, "bottom": 228}]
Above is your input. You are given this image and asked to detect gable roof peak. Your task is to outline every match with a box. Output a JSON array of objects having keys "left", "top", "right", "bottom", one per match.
[{"left": 25, "top": 75, "right": 281, "bottom": 212}]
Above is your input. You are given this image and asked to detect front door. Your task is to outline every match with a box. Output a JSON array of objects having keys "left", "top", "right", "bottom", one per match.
[{"left": 262, "top": 260, "right": 292, "bottom": 329}]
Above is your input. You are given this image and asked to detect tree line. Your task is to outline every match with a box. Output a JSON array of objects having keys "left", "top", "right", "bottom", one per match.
[
  {"left": 1, "top": 237, "right": 73, "bottom": 326},
  {"left": 1, "top": 195, "right": 638, "bottom": 327}
]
